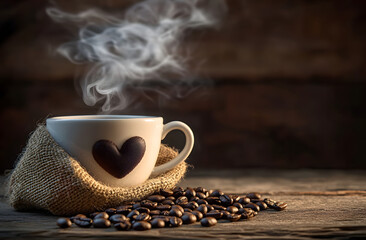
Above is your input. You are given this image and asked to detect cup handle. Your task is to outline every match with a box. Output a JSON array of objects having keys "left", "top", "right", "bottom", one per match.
[{"left": 151, "top": 121, "right": 194, "bottom": 177}]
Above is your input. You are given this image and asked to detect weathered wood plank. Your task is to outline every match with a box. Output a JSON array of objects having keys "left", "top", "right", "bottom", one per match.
[
  {"left": 0, "top": 170, "right": 365, "bottom": 239},
  {"left": 1, "top": 1, "right": 365, "bottom": 81}
]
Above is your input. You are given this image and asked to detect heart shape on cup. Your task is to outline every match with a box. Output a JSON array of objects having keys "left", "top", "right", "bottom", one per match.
[{"left": 92, "top": 137, "right": 146, "bottom": 179}]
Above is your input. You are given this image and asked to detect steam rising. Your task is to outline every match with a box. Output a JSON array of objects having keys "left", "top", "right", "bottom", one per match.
[{"left": 47, "top": 0, "right": 225, "bottom": 113}]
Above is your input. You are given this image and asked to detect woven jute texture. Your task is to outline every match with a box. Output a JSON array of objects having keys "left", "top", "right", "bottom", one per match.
[{"left": 7, "top": 125, "right": 187, "bottom": 216}]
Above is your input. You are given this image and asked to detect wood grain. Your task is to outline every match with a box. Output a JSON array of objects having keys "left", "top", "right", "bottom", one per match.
[{"left": 1, "top": 170, "right": 366, "bottom": 239}]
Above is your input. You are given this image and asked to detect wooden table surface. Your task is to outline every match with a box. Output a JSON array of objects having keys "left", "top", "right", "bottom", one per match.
[{"left": 1, "top": 169, "right": 366, "bottom": 239}]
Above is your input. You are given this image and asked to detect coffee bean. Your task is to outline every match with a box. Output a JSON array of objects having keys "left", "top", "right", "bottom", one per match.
[
  {"left": 191, "top": 210, "right": 203, "bottom": 220},
  {"left": 127, "top": 210, "right": 140, "bottom": 219},
  {"left": 272, "top": 201, "right": 287, "bottom": 211},
  {"left": 151, "top": 218, "right": 165, "bottom": 228},
  {"left": 105, "top": 208, "right": 117, "bottom": 215},
  {"left": 135, "top": 207, "right": 150, "bottom": 214},
  {"left": 233, "top": 202, "right": 243, "bottom": 209},
  {"left": 135, "top": 213, "right": 151, "bottom": 222},
  {"left": 89, "top": 212, "right": 101, "bottom": 219},
  {"left": 212, "top": 204, "right": 226, "bottom": 211},
  {"left": 140, "top": 200, "right": 158, "bottom": 209},
  {"left": 56, "top": 218, "right": 72, "bottom": 228},
  {"left": 116, "top": 206, "right": 132, "bottom": 215},
  {"left": 94, "top": 212, "right": 109, "bottom": 219},
  {"left": 238, "top": 197, "right": 250, "bottom": 205},
  {"left": 205, "top": 210, "right": 223, "bottom": 219},
  {"left": 150, "top": 210, "right": 161, "bottom": 215},
  {"left": 169, "top": 208, "right": 183, "bottom": 217},
  {"left": 206, "top": 197, "right": 221, "bottom": 205},
  {"left": 160, "top": 189, "right": 174, "bottom": 197},
  {"left": 238, "top": 207, "right": 254, "bottom": 215},
  {"left": 184, "top": 208, "right": 193, "bottom": 212},
  {"left": 171, "top": 205, "right": 184, "bottom": 213},
  {"left": 93, "top": 218, "right": 111, "bottom": 228},
  {"left": 173, "top": 188, "right": 185, "bottom": 198},
  {"left": 239, "top": 208, "right": 256, "bottom": 219},
  {"left": 74, "top": 217, "right": 92, "bottom": 228},
  {"left": 147, "top": 195, "right": 165, "bottom": 202},
  {"left": 232, "top": 195, "right": 241, "bottom": 202},
  {"left": 117, "top": 204, "right": 133, "bottom": 210},
  {"left": 227, "top": 214, "right": 241, "bottom": 222},
  {"left": 197, "top": 199, "right": 208, "bottom": 205},
  {"left": 133, "top": 203, "right": 141, "bottom": 209},
  {"left": 206, "top": 204, "right": 215, "bottom": 212},
  {"left": 151, "top": 215, "right": 171, "bottom": 224},
  {"left": 256, "top": 201, "right": 268, "bottom": 210},
  {"left": 182, "top": 201, "right": 199, "bottom": 210},
  {"left": 166, "top": 196, "right": 176, "bottom": 201},
  {"left": 185, "top": 188, "right": 196, "bottom": 199},
  {"left": 173, "top": 186, "right": 184, "bottom": 193},
  {"left": 109, "top": 214, "right": 127, "bottom": 223},
  {"left": 226, "top": 206, "right": 239, "bottom": 214},
  {"left": 197, "top": 204, "right": 208, "bottom": 214},
  {"left": 169, "top": 217, "right": 183, "bottom": 227},
  {"left": 219, "top": 195, "right": 233, "bottom": 206},
  {"left": 190, "top": 196, "right": 200, "bottom": 202},
  {"left": 221, "top": 210, "right": 231, "bottom": 219},
  {"left": 161, "top": 210, "right": 170, "bottom": 216},
  {"left": 201, "top": 217, "right": 217, "bottom": 227},
  {"left": 176, "top": 196, "right": 188, "bottom": 205},
  {"left": 156, "top": 204, "right": 171, "bottom": 211},
  {"left": 245, "top": 203, "right": 260, "bottom": 212},
  {"left": 241, "top": 212, "right": 255, "bottom": 219},
  {"left": 161, "top": 199, "right": 175, "bottom": 205},
  {"left": 132, "top": 221, "right": 151, "bottom": 231},
  {"left": 194, "top": 187, "right": 207, "bottom": 193},
  {"left": 196, "top": 192, "right": 207, "bottom": 199},
  {"left": 210, "top": 190, "right": 224, "bottom": 197},
  {"left": 70, "top": 214, "right": 87, "bottom": 223},
  {"left": 246, "top": 192, "right": 261, "bottom": 200},
  {"left": 181, "top": 212, "right": 197, "bottom": 224},
  {"left": 114, "top": 221, "right": 131, "bottom": 231}
]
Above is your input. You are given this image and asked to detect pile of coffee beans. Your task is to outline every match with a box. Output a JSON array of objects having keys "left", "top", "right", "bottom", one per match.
[{"left": 57, "top": 187, "right": 287, "bottom": 231}]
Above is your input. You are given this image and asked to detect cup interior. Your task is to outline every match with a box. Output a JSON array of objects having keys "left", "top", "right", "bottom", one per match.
[{"left": 48, "top": 115, "right": 160, "bottom": 121}]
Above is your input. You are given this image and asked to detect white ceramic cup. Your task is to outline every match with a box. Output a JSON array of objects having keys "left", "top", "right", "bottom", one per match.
[{"left": 46, "top": 115, "right": 194, "bottom": 187}]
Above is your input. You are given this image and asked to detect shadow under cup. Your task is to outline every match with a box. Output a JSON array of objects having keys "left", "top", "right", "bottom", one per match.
[{"left": 46, "top": 115, "right": 194, "bottom": 187}]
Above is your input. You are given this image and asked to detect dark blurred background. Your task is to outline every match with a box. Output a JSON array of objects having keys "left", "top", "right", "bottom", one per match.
[{"left": 1, "top": 0, "right": 366, "bottom": 173}]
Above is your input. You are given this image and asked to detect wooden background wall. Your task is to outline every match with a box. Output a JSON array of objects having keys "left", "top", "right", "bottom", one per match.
[{"left": 1, "top": 0, "right": 366, "bottom": 172}]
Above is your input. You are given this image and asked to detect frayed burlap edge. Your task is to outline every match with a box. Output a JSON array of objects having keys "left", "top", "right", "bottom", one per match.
[{"left": 6, "top": 125, "right": 187, "bottom": 216}]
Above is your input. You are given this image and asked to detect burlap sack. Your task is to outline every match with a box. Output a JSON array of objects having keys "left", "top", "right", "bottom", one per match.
[{"left": 7, "top": 125, "right": 187, "bottom": 216}]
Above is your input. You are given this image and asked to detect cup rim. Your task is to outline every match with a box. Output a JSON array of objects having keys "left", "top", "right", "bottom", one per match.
[{"left": 47, "top": 115, "right": 162, "bottom": 121}]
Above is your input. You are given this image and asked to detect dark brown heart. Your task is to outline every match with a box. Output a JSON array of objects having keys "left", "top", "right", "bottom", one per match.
[{"left": 92, "top": 137, "right": 146, "bottom": 179}]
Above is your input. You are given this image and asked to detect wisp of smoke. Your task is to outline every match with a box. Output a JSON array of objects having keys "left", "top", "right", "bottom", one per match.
[{"left": 47, "top": 0, "right": 226, "bottom": 113}]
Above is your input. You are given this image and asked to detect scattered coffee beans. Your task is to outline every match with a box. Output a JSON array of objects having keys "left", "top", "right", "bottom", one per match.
[
  {"left": 169, "top": 217, "right": 183, "bottom": 227},
  {"left": 246, "top": 192, "right": 261, "bottom": 200},
  {"left": 93, "top": 218, "right": 111, "bottom": 228},
  {"left": 93, "top": 212, "right": 109, "bottom": 219},
  {"left": 181, "top": 212, "right": 197, "bottom": 224},
  {"left": 114, "top": 221, "right": 131, "bottom": 231},
  {"left": 109, "top": 214, "right": 127, "bottom": 223},
  {"left": 56, "top": 217, "right": 72, "bottom": 228},
  {"left": 57, "top": 188, "right": 287, "bottom": 231},
  {"left": 74, "top": 217, "right": 92, "bottom": 228},
  {"left": 151, "top": 218, "right": 165, "bottom": 228},
  {"left": 132, "top": 221, "right": 151, "bottom": 231},
  {"left": 201, "top": 217, "right": 217, "bottom": 227}
]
